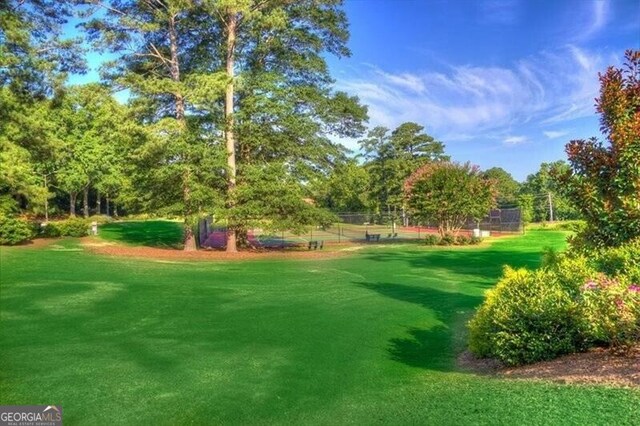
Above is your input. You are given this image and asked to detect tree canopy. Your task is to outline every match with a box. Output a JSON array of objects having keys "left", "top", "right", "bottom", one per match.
[
  {"left": 404, "top": 162, "right": 496, "bottom": 236},
  {"left": 559, "top": 49, "right": 640, "bottom": 247}
]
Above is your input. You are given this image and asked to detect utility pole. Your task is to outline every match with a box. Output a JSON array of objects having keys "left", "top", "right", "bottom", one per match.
[{"left": 547, "top": 192, "right": 554, "bottom": 222}]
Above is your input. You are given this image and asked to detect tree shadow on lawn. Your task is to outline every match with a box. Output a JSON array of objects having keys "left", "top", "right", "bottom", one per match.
[
  {"left": 359, "top": 246, "right": 545, "bottom": 282},
  {"left": 99, "top": 221, "right": 184, "bottom": 249},
  {"left": 356, "top": 281, "right": 483, "bottom": 372}
]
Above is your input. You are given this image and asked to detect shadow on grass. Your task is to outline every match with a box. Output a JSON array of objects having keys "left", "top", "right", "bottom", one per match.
[
  {"left": 99, "top": 221, "right": 184, "bottom": 249},
  {"left": 357, "top": 281, "right": 483, "bottom": 372}
]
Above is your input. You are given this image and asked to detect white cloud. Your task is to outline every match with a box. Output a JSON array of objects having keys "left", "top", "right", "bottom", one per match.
[
  {"left": 574, "top": 0, "right": 610, "bottom": 41},
  {"left": 503, "top": 136, "right": 528, "bottom": 145},
  {"left": 335, "top": 46, "right": 618, "bottom": 145},
  {"left": 543, "top": 130, "right": 570, "bottom": 139},
  {"left": 375, "top": 69, "right": 426, "bottom": 93}
]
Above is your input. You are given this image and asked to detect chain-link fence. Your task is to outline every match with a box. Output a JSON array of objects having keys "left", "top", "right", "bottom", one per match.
[{"left": 198, "top": 208, "right": 522, "bottom": 248}]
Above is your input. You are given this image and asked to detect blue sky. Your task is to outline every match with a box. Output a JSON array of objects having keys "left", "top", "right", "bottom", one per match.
[
  {"left": 326, "top": 0, "right": 640, "bottom": 180},
  {"left": 68, "top": 0, "right": 639, "bottom": 181}
]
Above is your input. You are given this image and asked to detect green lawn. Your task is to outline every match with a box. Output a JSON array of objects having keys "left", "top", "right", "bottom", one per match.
[
  {"left": 98, "top": 220, "right": 184, "bottom": 248},
  {"left": 1, "top": 229, "right": 638, "bottom": 424}
]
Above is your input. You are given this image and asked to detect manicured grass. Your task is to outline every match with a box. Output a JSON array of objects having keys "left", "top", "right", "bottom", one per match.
[
  {"left": 1, "top": 231, "right": 638, "bottom": 424},
  {"left": 98, "top": 220, "right": 184, "bottom": 248}
]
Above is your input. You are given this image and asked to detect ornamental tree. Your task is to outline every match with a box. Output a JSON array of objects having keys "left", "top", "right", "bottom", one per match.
[
  {"left": 404, "top": 162, "right": 496, "bottom": 236},
  {"left": 558, "top": 49, "right": 640, "bottom": 247}
]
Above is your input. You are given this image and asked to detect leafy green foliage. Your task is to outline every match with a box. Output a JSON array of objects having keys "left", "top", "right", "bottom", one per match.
[
  {"left": 519, "top": 161, "right": 579, "bottom": 222},
  {"left": 313, "top": 160, "right": 371, "bottom": 212},
  {"left": 360, "top": 124, "right": 448, "bottom": 214},
  {"left": 469, "top": 266, "right": 585, "bottom": 366},
  {"left": 49, "top": 218, "right": 89, "bottom": 237},
  {"left": 0, "top": 1, "right": 85, "bottom": 97},
  {"left": 405, "top": 162, "right": 496, "bottom": 236},
  {"left": 483, "top": 167, "right": 520, "bottom": 207},
  {"left": 423, "top": 234, "right": 439, "bottom": 245},
  {"left": 558, "top": 50, "right": 640, "bottom": 247},
  {"left": 438, "top": 234, "right": 456, "bottom": 245},
  {"left": 0, "top": 216, "right": 34, "bottom": 245},
  {"left": 471, "top": 239, "right": 640, "bottom": 365}
]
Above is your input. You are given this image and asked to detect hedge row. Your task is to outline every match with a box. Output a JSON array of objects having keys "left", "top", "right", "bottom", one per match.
[{"left": 424, "top": 233, "right": 482, "bottom": 246}]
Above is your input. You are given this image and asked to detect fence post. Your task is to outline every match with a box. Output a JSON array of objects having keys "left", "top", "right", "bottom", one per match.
[{"left": 338, "top": 226, "right": 341, "bottom": 243}]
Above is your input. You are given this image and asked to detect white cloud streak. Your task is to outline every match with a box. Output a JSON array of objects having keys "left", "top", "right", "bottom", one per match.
[
  {"left": 336, "top": 46, "right": 618, "bottom": 143},
  {"left": 543, "top": 130, "right": 570, "bottom": 139},
  {"left": 503, "top": 136, "right": 528, "bottom": 145}
]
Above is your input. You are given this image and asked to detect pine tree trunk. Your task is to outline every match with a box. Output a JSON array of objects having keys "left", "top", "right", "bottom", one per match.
[
  {"left": 182, "top": 171, "right": 197, "bottom": 251},
  {"left": 83, "top": 187, "right": 89, "bottom": 218},
  {"left": 106, "top": 197, "right": 110, "bottom": 216},
  {"left": 96, "top": 189, "right": 101, "bottom": 215},
  {"left": 225, "top": 11, "right": 238, "bottom": 253},
  {"left": 70, "top": 192, "right": 77, "bottom": 217},
  {"left": 168, "top": 13, "right": 196, "bottom": 252}
]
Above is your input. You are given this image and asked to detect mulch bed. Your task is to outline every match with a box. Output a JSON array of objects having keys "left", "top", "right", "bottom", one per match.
[
  {"left": 458, "top": 346, "right": 640, "bottom": 388},
  {"left": 81, "top": 238, "right": 353, "bottom": 261}
]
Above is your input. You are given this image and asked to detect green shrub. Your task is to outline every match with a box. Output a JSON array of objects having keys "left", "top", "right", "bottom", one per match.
[
  {"left": 469, "top": 236, "right": 482, "bottom": 245},
  {"left": 59, "top": 218, "right": 89, "bottom": 237},
  {"left": 438, "top": 234, "right": 455, "bottom": 245},
  {"left": 39, "top": 222, "right": 61, "bottom": 238},
  {"left": 455, "top": 235, "right": 471, "bottom": 245},
  {"left": 594, "top": 238, "right": 640, "bottom": 283},
  {"left": 423, "top": 234, "right": 439, "bottom": 245},
  {"left": 0, "top": 216, "right": 34, "bottom": 245},
  {"left": 543, "top": 253, "right": 598, "bottom": 295},
  {"left": 468, "top": 267, "right": 585, "bottom": 366}
]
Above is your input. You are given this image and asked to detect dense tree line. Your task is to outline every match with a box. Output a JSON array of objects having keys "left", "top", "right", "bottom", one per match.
[{"left": 1, "top": 0, "right": 588, "bottom": 251}]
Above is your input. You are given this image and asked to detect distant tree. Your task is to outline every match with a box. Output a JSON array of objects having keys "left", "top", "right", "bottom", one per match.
[
  {"left": 517, "top": 194, "right": 535, "bottom": 225},
  {"left": 53, "top": 84, "right": 130, "bottom": 217},
  {"left": 0, "top": 89, "right": 52, "bottom": 214},
  {"left": 82, "top": 0, "right": 224, "bottom": 250},
  {"left": 520, "top": 161, "right": 579, "bottom": 222},
  {"left": 360, "top": 122, "right": 448, "bottom": 216},
  {"left": 483, "top": 167, "right": 520, "bottom": 207},
  {"left": 313, "top": 160, "right": 371, "bottom": 212},
  {"left": 404, "top": 162, "right": 496, "bottom": 236},
  {"left": 1, "top": 0, "right": 84, "bottom": 97},
  {"left": 1, "top": 0, "right": 84, "bottom": 216},
  {"left": 558, "top": 49, "right": 640, "bottom": 247}
]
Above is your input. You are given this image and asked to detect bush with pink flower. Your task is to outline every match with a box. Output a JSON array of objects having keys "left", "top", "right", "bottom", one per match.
[
  {"left": 468, "top": 238, "right": 640, "bottom": 365},
  {"left": 579, "top": 275, "right": 640, "bottom": 351}
]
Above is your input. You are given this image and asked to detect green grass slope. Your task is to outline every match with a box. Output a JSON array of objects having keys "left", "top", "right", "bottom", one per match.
[{"left": 1, "top": 231, "right": 637, "bottom": 424}]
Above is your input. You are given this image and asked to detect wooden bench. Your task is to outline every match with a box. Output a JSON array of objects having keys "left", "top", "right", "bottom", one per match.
[
  {"left": 308, "top": 240, "right": 323, "bottom": 250},
  {"left": 365, "top": 233, "right": 380, "bottom": 242}
]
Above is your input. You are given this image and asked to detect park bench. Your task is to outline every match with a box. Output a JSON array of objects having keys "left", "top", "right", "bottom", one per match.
[
  {"left": 387, "top": 233, "right": 398, "bottom": 238},
  {"left": 308, "top": 240, "right": 324, "bottom": 250},
  {"left": 365, "top": 232, "right": 380, "bottom": 242}
]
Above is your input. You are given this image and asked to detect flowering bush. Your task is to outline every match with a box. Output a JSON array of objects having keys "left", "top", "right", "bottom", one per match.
[
  {"left": 469, "top": 242, "right": 640, "bottom": 365},
  {"left": 579, "top": 275, "right": 640, "bottom": 351}
]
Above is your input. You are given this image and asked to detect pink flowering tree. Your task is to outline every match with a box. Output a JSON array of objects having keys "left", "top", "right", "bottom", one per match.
[{"left": 404, "top": 161, "right": 497, "bottom": 236}]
